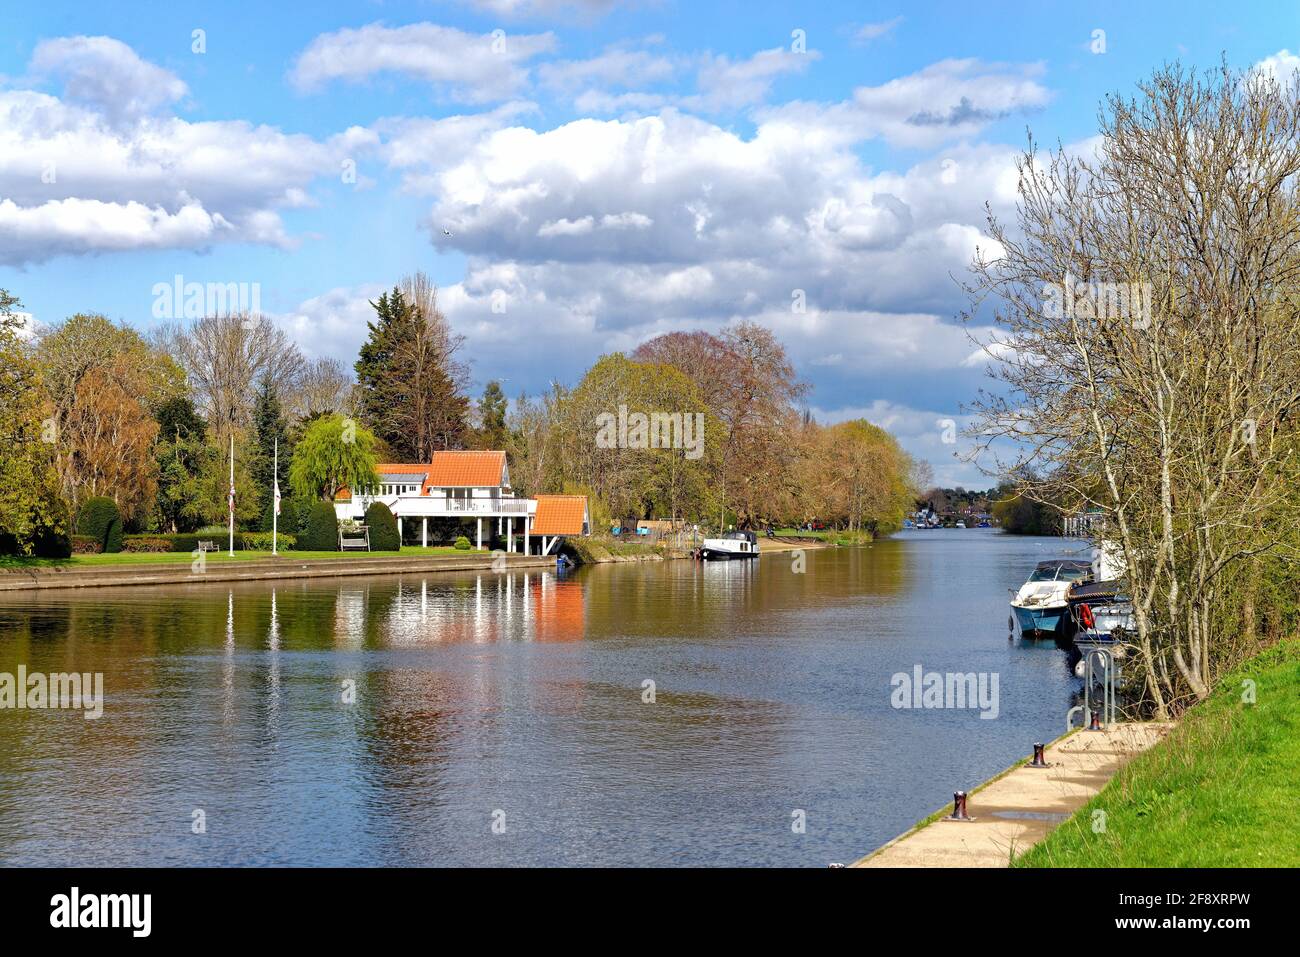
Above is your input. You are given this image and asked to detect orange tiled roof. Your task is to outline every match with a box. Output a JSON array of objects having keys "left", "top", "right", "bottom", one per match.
[
  {"left": 425, "top": 450, "right": 508, "bottom": 488},
  {"left": 375, "top": 464, "right": 432, "bottom": 474},
  {"left": 531, "top": 494, "right": 588, "bottom": 536}
]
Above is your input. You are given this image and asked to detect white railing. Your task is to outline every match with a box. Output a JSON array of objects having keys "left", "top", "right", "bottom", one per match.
[
  {"left": 440, "top": 497, "right": 532, "bottom": 514},
  {"left": 341, "top": 495, "right": 533, "bottom": 517}
]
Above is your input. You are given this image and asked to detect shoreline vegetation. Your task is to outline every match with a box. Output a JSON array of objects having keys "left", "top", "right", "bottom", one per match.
[
  {"left": 1016, "top": 638, "right": 1300, "bottom": 867},
  {"left": 1, "top": 527, "right": 847, "bottom": 569}
]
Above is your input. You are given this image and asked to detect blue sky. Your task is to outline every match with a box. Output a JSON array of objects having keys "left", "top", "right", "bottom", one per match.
[{"left": 1, "top": 0, "right": 1296, "bottom": 485}]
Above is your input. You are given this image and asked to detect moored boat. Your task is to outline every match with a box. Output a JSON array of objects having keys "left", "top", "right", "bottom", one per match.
[
  {"left": 697, "top": 530, "right": 759, "bottom": 560},
  {"left": 1010, "top": 559, "right": 1093, "bottom": 639}
]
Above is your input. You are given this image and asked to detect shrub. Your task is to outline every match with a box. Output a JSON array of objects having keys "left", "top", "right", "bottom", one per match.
[
  {"left": 241, "top": 531, "right": 296, "bottom": 551},
  {"left": 31, "top": 495, "right": 72, "bottom": 558},
  {"left": 300, "top": 500, "right": 340, "bottom": 551},
  {"left": 71, "top": 536, "right": 103, "bottom": 555},
  {"left": 77, "top": 496, "right": 123, "bottom": 553},
  {"left": 258, "top": 493, "right": 296, "bottom": 533},
  {"left": 454, "top": 535, "right": 471, "bottom": 550},
  {"left": 365, "top": 502, "right": 400, "bottom": 552},
  {"left": 122, "top": 537, "right": 173, "bottom": 553}
]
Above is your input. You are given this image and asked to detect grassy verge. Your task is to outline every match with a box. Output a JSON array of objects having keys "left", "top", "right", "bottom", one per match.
[
  {"left": 1016, "top": 638, "right": 1300, "bottom": 867},
  {"left": 0, "top": 546, "right": 479, "bottom": 569},
  {"left": 771, "top": 527, "right": 876, "bottom": 545},
  {"left": 566, "top": 537, "right": 664, "bottom": 563}
]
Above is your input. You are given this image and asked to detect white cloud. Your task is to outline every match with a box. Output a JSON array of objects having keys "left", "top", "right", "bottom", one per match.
[
  {"left": 29, "top": 35, "right": 188, "bottom": 124},
  {"left": 685, "top": 48, "right": 819, "bottom": 112},
  {"left": 538, "top": 47, "right": 675, "bottom": 91},
  {"left": 1253, "top": 49, "right": 1300, "bottom": 82},
  {"left": 0, "top": 39, "right": 348, "bottom": 265},
  {"left": 269, "top": 285, "right": 386, "bottom": 361},
  {"left": 759, "top": 58, "right": 1051, "bottom": 149},
  {"left": 854, "top": 17, "right": 904, "bottom": 43},
  {"left": 0, "top": 197, "right": 237, "bottom": 263},
  {"left": 290, "top": 22, "right": 556, "bottom": 102}
]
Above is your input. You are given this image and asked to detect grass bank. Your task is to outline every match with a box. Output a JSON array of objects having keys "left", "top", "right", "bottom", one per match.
[
  {"left": 1016, "top": 638, "right": 1300, "bottom": 867},
  {"left": 0, "top": 546, "right": 474, "bottom": 569}
]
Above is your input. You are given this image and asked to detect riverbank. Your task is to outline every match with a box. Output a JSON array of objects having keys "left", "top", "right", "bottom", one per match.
[
  {"left": 0, "top": 550, "right": 555, "bottom": 591},
  {"left": 854, "top": 722, "right": 1171, "bottom": 867},
  {"left": 1016, "top": 638, "right": 1300, "bottom": 866}
]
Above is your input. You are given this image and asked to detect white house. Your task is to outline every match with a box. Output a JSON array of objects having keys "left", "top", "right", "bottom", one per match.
[{"left": 334, "top": 451, "right": 587, "bottom": 555}]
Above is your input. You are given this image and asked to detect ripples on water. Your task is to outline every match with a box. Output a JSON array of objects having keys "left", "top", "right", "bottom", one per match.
[{"left": 0, "top": 530, "right": 1090, "bottom": 866}]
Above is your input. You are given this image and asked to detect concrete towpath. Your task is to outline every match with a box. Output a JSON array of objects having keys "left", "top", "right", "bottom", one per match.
[{"left": 854, "top": 722, "right": 1172, "bottom": 867}]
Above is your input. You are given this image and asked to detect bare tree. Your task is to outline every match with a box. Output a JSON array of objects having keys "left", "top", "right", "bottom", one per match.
[
  {"left": 966, "top": 62, "right": 1300, "bottom": 715},
  {"left": 290, "top": 356, "right": 355, "bottom": 419},
  {"left": 176, "top": 314, "right": 304, "bottom": 439}
]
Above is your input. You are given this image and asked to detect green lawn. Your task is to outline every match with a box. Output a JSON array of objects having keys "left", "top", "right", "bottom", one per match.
[
  {"left": 0, "top": 546, "right": 481, "bottom": 569},
  {"left": 1016, "top": 638, "right": 1300, "bottom": 867},
  {"left": 772, "top": 527, "right": 867, "bottom": 545}
]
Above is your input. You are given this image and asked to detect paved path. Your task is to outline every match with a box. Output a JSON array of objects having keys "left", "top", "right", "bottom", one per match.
[
  {"left": 0, "top": 553, "right": 555, "bottom": 592},
  {"left": 854, "top": 722, "right": 1172, "bottom": 867}
]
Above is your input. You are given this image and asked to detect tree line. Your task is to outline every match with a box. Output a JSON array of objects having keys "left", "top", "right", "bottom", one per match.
[{"left": 0, "top": 272, "right": 918, "bottom": 555}]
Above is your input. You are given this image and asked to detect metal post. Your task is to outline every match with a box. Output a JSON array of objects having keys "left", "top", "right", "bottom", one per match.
[{"left": 946, "top": 791, "right": 973, "bottom": 822}]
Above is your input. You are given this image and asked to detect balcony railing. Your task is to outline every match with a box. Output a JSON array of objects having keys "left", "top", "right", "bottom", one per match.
[{"left": 346, "top": 494, "right": 533, "bottom": 516}]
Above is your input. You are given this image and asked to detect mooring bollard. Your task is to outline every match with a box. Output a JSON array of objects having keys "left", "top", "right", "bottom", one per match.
[
  {"left": 1027, "top": 742, "right": 1049, "bottom": 768},
  {"left": 946, "top": 790, "right": 973, "bottom": 821}
]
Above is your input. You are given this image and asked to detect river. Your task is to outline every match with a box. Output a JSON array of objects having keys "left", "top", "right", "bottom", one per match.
[{"left": 0, "top": 529, "right": 1091, "bottom": 866}]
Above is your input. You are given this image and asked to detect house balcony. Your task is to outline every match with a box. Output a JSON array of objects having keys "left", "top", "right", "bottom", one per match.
[{"left": 337, "top": 494, "right": 537, "bottom": 520}]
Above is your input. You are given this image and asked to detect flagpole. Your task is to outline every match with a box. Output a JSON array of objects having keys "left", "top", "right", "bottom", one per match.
[
  {"left": 228, "top": 432, "right": 235, "bottom": 557},
  {"left": 272, "top": 437, "right": 279, "bottom": 556}
]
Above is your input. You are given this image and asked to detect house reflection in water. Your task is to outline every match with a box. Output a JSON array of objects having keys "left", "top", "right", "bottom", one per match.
[
  {"left": 377, "top": 570, "right": 586, "bottom": 645},
  {"left": 529, "top": 575, "right": 585, "bottom": 642}
]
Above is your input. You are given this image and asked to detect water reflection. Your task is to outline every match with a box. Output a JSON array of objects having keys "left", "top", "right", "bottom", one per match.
[{"left": 0, "top": 532, "right": 1083, "bottom": 866}]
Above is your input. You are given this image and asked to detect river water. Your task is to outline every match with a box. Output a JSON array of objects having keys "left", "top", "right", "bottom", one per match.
[{"left": 0, "top": 529, "right": 1092, "bottom": 867}]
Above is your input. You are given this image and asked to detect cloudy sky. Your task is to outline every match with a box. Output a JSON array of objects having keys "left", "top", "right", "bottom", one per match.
[{"left": 1, "top": 1, "right": 1294, "bottom": 485}]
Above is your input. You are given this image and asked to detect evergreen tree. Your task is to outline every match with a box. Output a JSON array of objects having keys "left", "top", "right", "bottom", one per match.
[
  {"left": 250, "top": 378, "right": 290, "bottom": 529},
  {"left": 354, "top": 280, "right": 469, "bottom": 461},
  {"left": 477, "top": 380, "right": 508, "bottom": 450}
]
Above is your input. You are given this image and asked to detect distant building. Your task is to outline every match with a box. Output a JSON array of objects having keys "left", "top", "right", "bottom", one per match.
[{"left": 334, "top": 450, "right": 587, "bottom": 555}]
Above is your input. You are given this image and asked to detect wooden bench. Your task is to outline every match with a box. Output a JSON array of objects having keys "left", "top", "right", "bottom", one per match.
[
  {"left": 339, "top": 528, "right": 371, "bottom": 552},
  {"left": 197, "top": 540, "right": 220, "bottom": 553}
]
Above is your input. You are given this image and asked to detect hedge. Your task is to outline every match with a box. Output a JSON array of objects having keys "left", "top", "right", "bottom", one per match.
[
  {"left": 71, "top": 535, "right": 102, "bottom": 555},
  {"left": 454, "top": 535, "right": 471, "bottom": 550},
  {"left": 364, "top": 502, "right": 400, "bottom": 552},
  {"left": 77, "top": 496, "right": 123, "bottom": 553},
  {"left": 121, "top": 532, "right": 297, "bottom": 553},
  {"left": 300, "top": 501, "right": 340, "bottom": 551},
  {"left": 121, "top": 537, "right": 173, "bottom": 553}
]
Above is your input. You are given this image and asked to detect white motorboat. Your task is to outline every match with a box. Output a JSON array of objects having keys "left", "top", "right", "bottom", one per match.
[
  {"left": 1010, "top": 559, "right": 1093, "bottom": 639},
  {"left": 697, "top": 530, "right": 759, "bottom": 560}
]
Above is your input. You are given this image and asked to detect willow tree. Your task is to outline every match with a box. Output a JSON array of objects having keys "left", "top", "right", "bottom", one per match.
[
  {"left": 966, "top": 63, "right": 1300, "bottom": 716},
  {"left": 289, "top": 414, "right": 381, "bottom": 502}
]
